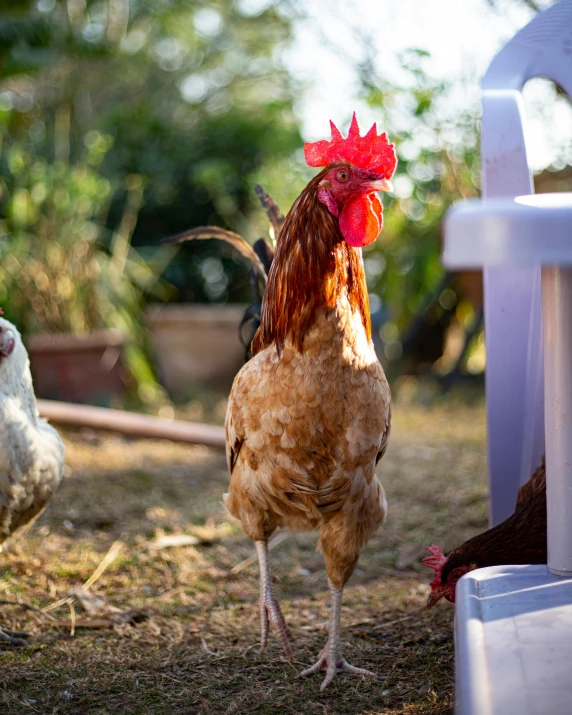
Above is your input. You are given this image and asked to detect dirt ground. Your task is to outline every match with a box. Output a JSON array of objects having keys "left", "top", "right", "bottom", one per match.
[{"left": 0, "top": 394, "right": 487, "bottom": 715}]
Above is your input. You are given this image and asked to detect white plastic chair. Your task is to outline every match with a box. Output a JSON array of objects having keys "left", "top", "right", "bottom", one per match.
[
  {"left": 475, "top": 0, "right": 572, "bottom": 526},
  {"left": 442, "top": 4, "right": 572, "bottom": 713}
]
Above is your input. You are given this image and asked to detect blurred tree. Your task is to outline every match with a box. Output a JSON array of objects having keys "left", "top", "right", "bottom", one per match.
[
  {"left": 0, "top": 0, "right": 302, "bottom": 306},
  {"left": 1, "top": 0, "right": 552, "bottom": 387},
  {"left": 355, "top": 46, "right": 481, "bottom": 367},
  {"left": 0, "top": 0, "right": 304, "bottom": 403}
]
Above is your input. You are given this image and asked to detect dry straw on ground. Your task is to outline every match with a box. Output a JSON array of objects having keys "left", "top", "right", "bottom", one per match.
[{"left": 0, "top": 396, "right": 487, "bottom": 714}]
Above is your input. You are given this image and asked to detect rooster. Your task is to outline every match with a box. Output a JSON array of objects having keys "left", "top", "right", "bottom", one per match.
[
  {"left": 0, "top": 314, "right": 65, "bottom": 645},
  {"left": 209, "top": 114, "right": 394, "bottom": 690},
  {"left": 423, "top": 459, "right": 546, "bottom": 607},
  {"left": 167, "top": 115, "right": 396, "bottom": 688}
]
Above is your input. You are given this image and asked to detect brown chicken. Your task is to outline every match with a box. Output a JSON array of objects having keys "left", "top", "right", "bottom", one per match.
[
  {"left": 424, "top": 459, "right": 546, "bottom": 607},
  {"left": 224, "top": 114, "right": 396, "bottom": 690}
]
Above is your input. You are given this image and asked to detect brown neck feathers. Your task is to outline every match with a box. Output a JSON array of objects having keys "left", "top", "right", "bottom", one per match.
[{"left": 251, "top": 167, "right": 371, "bottom": 355}]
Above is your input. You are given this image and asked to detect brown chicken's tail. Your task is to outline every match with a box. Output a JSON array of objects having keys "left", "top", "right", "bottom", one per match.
[
  {"left": 162, "top": 226, "right": 268, "bottom": 283},
  {"left": 160, "top": 185, "right": 284, "bottom": 357},
  {"left": 161, "top": 184, "right": 284, "bottom": 285}
]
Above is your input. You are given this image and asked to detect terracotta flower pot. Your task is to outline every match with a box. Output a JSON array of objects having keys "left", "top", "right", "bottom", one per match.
[
  {"left": 27, "top": 330, "right": 125, "bottom": 405},
  {"left": 146, "top": 304, "right": 248, "bottom": 395}
]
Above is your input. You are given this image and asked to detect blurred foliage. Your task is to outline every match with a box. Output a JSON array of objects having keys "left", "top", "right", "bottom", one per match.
[
  {"left": 0, "top": 0, "right": 301, "bottom": 310},
  {"left": 0, "top": 122, "right": 177, "bottom": 401},
  {"left": 358, "top": 48, "right": 481, "bottom": 364},
  {"left": 0, "top": 0, "right": 301, "bottom": 400},
  {"left": 0, "top": 0, "right": 545, "bottom": 387},
  {"left": 0, "top": 132, "right": 114, "bottom": 335}
]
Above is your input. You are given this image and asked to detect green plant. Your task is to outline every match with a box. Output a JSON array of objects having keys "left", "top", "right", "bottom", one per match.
[
  {"left": 0, "top": 0, "right": 302, "bottom": 307},
  {"left": 0, "top": 125, "right": 175, "bottom": 404}
]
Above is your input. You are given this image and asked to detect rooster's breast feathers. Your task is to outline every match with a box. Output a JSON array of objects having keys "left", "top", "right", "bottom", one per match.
[{"left": 225, "top": 299, "right": 390, "bottom": 542}]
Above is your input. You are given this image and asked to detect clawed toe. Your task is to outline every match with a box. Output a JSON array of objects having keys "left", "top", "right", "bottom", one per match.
[
  {"left": 260, "top": 593, "right": 294, "bottom": 660},
  {"left": 300, "top": 647, "right": 327, "bottom": 677},
  {"left": 301, "top": 649, "right": 375, "bottom": 691}
]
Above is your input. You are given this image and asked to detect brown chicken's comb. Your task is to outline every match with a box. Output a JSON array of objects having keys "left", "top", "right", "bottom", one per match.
[
  {"left": 423, "top": 544, "right": 448, "bottom": 590},
  {"left": 422, "top": 544, "right": 447, "bottom": 578},
  {"left": 304, "top": 112, "right": 397, "bottom": 178}
]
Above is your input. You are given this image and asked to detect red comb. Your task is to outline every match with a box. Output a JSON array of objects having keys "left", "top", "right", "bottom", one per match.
[
  {"left": 304, "top": 112, "right": 397, "bottom": 178},
  {"left": 0, "top": 308, "right": 3, "bottom": 315},
  {"left": 423, "top": 544, "right": 448, "bottom": 591},
  {"left": 422, "top": 544, "right": 447, "bottom": 578}
]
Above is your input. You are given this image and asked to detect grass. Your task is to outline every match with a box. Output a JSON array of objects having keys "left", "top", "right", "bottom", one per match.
[{"left": 0, "top": 394, "right": 487, "bottom": 714}]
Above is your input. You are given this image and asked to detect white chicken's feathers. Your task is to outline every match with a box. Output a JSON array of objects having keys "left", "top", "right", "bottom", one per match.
[{"left": 0, "top": 318, "right": 64, "bottom": 543}]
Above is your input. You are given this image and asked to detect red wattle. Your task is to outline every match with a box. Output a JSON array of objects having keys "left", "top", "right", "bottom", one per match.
[{"left": 339, "top": 193, "right": 383, "bottom": 247}]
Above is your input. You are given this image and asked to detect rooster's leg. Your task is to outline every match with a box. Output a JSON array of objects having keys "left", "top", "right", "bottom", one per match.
[
  {"left": 255, "top": 540, "right": 293, "bottom": 659},
  {"left": 0, "top": 625, "right": 29, "bottom": 647},
  {"left": 301, "top": 580, "right": 375, "bottom": 691}
]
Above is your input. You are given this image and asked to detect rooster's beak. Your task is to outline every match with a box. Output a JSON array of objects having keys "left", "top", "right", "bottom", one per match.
[{"left": 367, "top": 178, "right": 393, "bottom": 193}]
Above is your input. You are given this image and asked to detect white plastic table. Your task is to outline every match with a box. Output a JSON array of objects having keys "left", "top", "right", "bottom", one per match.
[
  {"left": 444, "top": 193, "right": 572, "bottom": 714},
  {"left": 456, "top": 565, "right": 572, "bottom": 715}
]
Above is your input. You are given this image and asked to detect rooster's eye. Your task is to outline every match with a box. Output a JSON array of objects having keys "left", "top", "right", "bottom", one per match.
[{"left": 336, "top": 170, "right": 349, "bottom": 183}]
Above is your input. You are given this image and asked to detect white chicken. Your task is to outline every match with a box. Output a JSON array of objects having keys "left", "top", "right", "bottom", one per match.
[{"left": 0, "top": 314, "right": 65, "bottom": 645}]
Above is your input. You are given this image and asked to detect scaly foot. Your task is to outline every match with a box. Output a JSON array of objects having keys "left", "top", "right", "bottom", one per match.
[
  {"left": 301, "top": 581, "right": 375, "bottom": 690},
  {"left": 0, "top": 626, "right": 30, "bottom": 647},
  {"left": 255, "top": 540, "right": 294, "bottom": 660},
  {"left": 259, "top": 585, "right": 294, "bottom": 659},
  {"left": 301, "top": 645, "right": 375, "bottom": 691}
]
